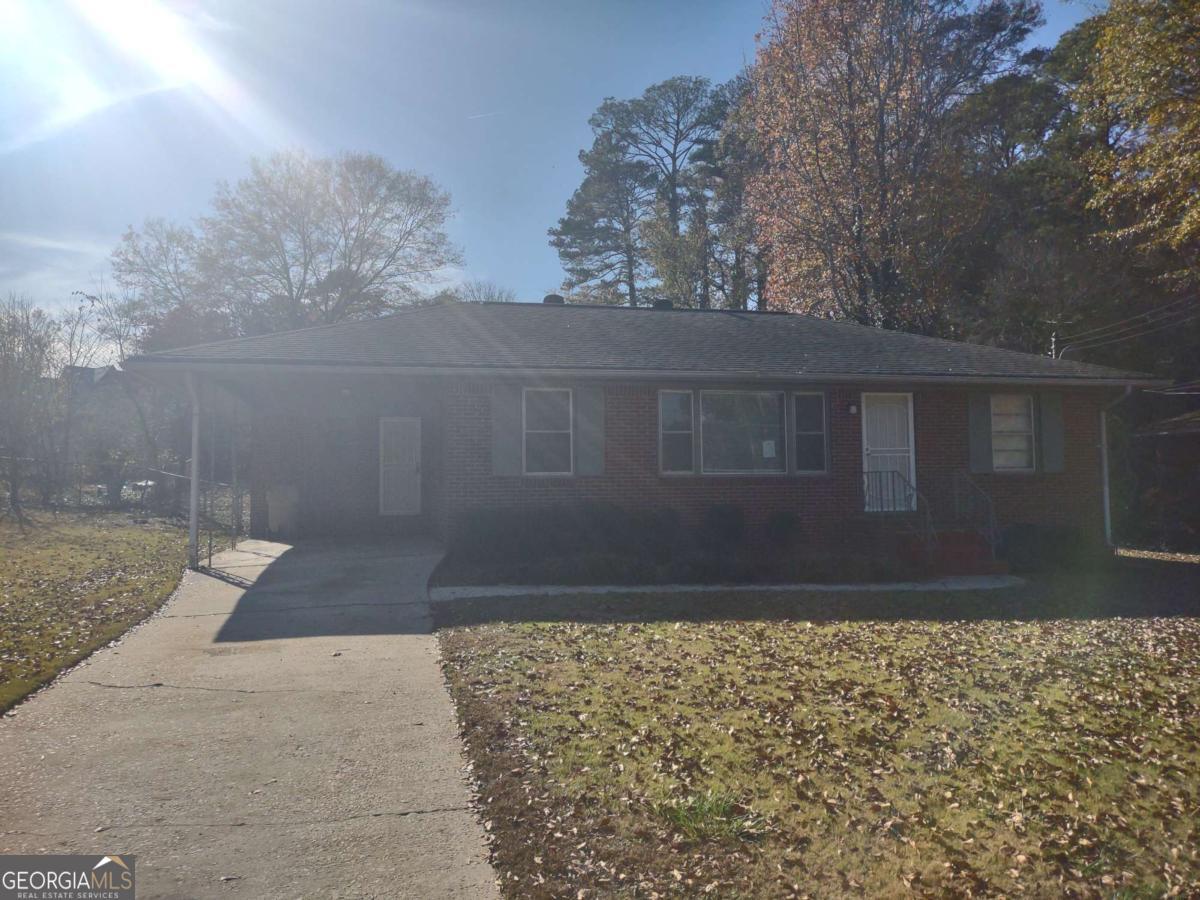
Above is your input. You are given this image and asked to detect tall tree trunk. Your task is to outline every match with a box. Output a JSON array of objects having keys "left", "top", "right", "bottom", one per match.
[
  {"left": 755, "top": 248, "right": 769, "bottom": 311},
  {"left": 732, "top": 248, "right": 747, "bottom": 310},
  {"left": 625, "top": 248, "right": 639, "bottom": 307},
  {"left": 7, "top": 455, "right": 23, "bottom": 516}
]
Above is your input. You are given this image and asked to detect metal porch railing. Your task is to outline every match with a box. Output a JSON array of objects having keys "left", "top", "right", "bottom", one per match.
[
  {"left": 952, "top": 471, "right": 999, "bottom": 559},
  {"left": 863, "top": 469, "right": 939, "bottom": 563}
]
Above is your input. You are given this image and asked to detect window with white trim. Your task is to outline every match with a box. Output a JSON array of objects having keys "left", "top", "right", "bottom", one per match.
[
  {"left": 991, "top": 394, "right": 1035, "bottom": 471},
  {"left": 793, "top": 392, "right": 827, "bottom": 473},
  {"left": 659, "top": 390, "right": 694, "bottom": 474},
  {"left": 700, "top": 391, "right": 786, "bottom": 474},
  {"left": 523, "top": 388, "right": 573, "bottom": 475}
]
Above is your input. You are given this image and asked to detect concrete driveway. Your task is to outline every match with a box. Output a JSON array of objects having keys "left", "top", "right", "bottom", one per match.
[{"left": 0, "top": 539, "right": 498, "bottom": 899}]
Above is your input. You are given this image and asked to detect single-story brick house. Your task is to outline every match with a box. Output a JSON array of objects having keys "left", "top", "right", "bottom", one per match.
[{"left": 127, "top": 298, "right": 1155, "bottom": 569}]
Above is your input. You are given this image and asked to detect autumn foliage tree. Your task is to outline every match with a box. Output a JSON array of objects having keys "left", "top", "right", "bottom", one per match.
[
  {"left": 747, "top": 0, "right": 1039, "bottom": 331},
  {"left": 1079, "top": 0, "right": 1200, "bottom": 285}
]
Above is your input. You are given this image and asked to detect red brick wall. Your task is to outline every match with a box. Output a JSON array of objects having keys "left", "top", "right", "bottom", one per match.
[
  {"left": 912, "top": 389, "right": 1107, "bottom": 534},
  {"left": 435, "top": 381, "right": 1113, "bottom": 543}
]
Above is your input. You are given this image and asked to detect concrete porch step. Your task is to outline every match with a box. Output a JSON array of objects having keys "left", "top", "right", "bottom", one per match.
[{"left": 897, "top": 528, "right": 1010, "bottom": 576}]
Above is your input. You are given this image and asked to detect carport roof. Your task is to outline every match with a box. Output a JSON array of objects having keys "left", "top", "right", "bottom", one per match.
[
  {"left": 1137, "top": 409, "right": 1200, "bottom": 437},
  {"left": 126, "top": 301, "right": 1156, "bottom": 386}
]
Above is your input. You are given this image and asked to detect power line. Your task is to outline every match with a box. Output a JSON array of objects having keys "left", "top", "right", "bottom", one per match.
[
  {"left": 1154, "top": 377, "right": 1200, "bottom": 393},
  {"left": 1069, "top": 312, "right": 1200, "bottom": 351},
  {"left": 1060, "top": 295, "right": 1196, "bottom": 342},
  {"left": 1062, "top": 310, "right": 1200, "bottom": 353},
  {"left": 1066, "top": 307, "right": 1200, "bottom": 351},
  {"left": 1065, "top": 309, "right": 1195, "bottom": 355}
]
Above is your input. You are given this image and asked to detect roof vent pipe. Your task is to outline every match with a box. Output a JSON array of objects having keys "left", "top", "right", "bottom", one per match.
[
  {"left": 542, "top": 294, "right": 565, "bottom": 305},
  {"left": 652, "top": 298, "right": 674, "bottom": 310}
]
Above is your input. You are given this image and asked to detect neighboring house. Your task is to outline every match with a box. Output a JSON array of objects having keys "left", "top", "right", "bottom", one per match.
[{"left": 126, "top": 298, "right": 1156, "bottom": 568}]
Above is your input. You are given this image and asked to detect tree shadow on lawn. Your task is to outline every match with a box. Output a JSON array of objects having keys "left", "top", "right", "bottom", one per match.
[{"left": 432, "top": 556, "right": 1200, "bottom": 630}]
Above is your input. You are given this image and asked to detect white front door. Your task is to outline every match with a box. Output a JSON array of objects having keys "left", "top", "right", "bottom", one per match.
[
  {"left": 861, "top": 393, "right": 915, "bottom": 511},
  {"left": 379, "top": 417, "right": 421, "bottom": 516}
]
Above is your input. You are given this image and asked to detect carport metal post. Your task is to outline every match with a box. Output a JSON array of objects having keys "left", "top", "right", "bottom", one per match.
[
  {"left": 1100, "top": 385, "right": 1133, "bottom": 548},
  {"left": 186, "top": 373, "right": 201, "bottom": 569}
]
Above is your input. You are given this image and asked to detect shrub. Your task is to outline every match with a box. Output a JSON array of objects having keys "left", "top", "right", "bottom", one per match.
[
  {"left": 454, "top": 503, "right": 684, "bottom": 565},
  {"left": 524, "top": 552, "right": 657, "bottom": 586},
  {"left": 763, "top": 511, "right": 801, "bottom": 546},
  {"left": 456, "top": 507, "right": 533, "bottom": 563},
  {"left": 661, "top": 552, "right": 758, "bottom": 585},
  {"left": 757, "top": 549, "right": 923, "bottom": 584},
  {"left": 698, "top": 504, "right": 746, "bottom": 550},
  {"left": 629, "top": 507, "right": 683, "bottom": 562}
]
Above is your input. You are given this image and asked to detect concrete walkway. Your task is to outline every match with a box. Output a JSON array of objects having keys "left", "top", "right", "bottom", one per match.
[{"left": 0, "top": 539, "right": 498, "bottom": 900}]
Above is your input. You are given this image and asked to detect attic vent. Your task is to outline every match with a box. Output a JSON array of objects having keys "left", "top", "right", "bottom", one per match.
[
  {"left": 652, "top": 298, "right": 674, "bottom": 310},
  {"left": 543, "top": 294, "right": 565, "bottom": 305}
]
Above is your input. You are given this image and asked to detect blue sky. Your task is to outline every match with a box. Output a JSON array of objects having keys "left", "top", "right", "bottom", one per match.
[{"left": 0, "top": 0, "right": 1096, "bottom": 307}]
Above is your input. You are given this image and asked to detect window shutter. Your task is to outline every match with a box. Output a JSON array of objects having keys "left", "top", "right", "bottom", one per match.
[
  {"left": 968, "top": 393, "right": 993, "bottom": 474},
  {"left": 1039, "top": 392, "right": 1065, "bottom": 473},
  {"left": 574, "top": 385, "right": 605, "bottom": 475},
  {"left": 491, "top": 385, "right": 522, "bottom": 475}
]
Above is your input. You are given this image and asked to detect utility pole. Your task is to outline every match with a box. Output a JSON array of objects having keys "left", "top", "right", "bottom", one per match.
[
  {"left": 185, "top": 373, "right": 200, "bottom": 570},
  {"left": 1044, "top": 317, "right": 1068, "bottom": 358}
]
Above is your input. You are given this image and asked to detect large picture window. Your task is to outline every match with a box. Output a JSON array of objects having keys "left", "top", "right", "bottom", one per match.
[
  {"left": 793, "top": 393, "right": 827, "bottom": 473},
  {"left": 523, "top": 388, "right": 572, "bottom": 475},
  {"left": 991, "top": 394, "right": 1035, "bottom": 471},
  {"left": 700, "top": 391, "right": 786, "bottom": 474},
  {"left": 659, "top": 390, "right": 694, "bottom": 474}
]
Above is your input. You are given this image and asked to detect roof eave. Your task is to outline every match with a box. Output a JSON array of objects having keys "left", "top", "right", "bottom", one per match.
[{"left": 123, "top": 356, "right": 1166, "bottom": 388}]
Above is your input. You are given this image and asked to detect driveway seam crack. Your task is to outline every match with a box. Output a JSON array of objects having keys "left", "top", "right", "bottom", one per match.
[{"left": 82, "top": 680, "right": 361, "bottom": 695}]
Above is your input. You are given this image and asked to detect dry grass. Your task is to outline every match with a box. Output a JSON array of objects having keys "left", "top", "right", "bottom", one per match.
[
  {"left": 0, "top": 510, "right": 186, "bottom": 711},
  {"left": 440, "top": 575, "right": 1200, "bottom": 898}
]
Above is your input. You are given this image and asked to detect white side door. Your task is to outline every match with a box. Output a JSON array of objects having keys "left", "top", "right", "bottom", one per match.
[
  {"left": 379, "top": 417, "right": 421, "bottom": 516},
  {"left": 861, "top": 393, "right": 915, "bottom": 512}
]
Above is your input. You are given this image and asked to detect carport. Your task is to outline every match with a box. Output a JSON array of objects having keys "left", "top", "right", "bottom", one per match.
[{"left": 123, "top": 360, "right": 440, "bottom": 569}]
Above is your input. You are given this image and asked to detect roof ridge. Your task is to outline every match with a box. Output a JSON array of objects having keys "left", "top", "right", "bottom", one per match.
[
  {"left": 126, "top": 298, "right": 1155, "bottom": 383},
  {"left": 131, "top": 301, "right": 449, "bottom": 359},
  {"left": 495, "top": 302, "right": 1144, "bottom": 378},
  {"left": 491, "top": 301, "right": 793, "bottom": 315},
  {"left": 805, "top": 315, "right": 1142, "bottom": 377}
]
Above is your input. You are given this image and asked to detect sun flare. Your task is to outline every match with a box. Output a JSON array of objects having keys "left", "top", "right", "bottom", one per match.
[{"left": 0, "top": 0, "right": 286, "bottom": 152}]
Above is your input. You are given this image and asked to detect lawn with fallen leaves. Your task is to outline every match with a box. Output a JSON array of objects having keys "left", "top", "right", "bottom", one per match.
[
  {"left": 0, "top": 511, "right": 186, "bottom": 711},
  {"left": 439, "top": 574, "right": 1200, "bottom": 898}
]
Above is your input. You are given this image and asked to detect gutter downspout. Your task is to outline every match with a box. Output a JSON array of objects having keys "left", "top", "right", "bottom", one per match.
[
  {"left": 1100, "top": 386, "right": 1133, "bottom": 548},
  {"left": 186, "top": 373, "right": 201, "bottom": 570}
]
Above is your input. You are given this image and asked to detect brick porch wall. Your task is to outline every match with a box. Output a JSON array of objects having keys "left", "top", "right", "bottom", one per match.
[{"left": 435, "top": 381, "right": 1112, "bottom": 544}]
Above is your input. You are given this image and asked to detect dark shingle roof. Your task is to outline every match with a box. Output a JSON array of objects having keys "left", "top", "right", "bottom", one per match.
[{"left": 128, "top": 302, "right": 1152, "bottom": 384}]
